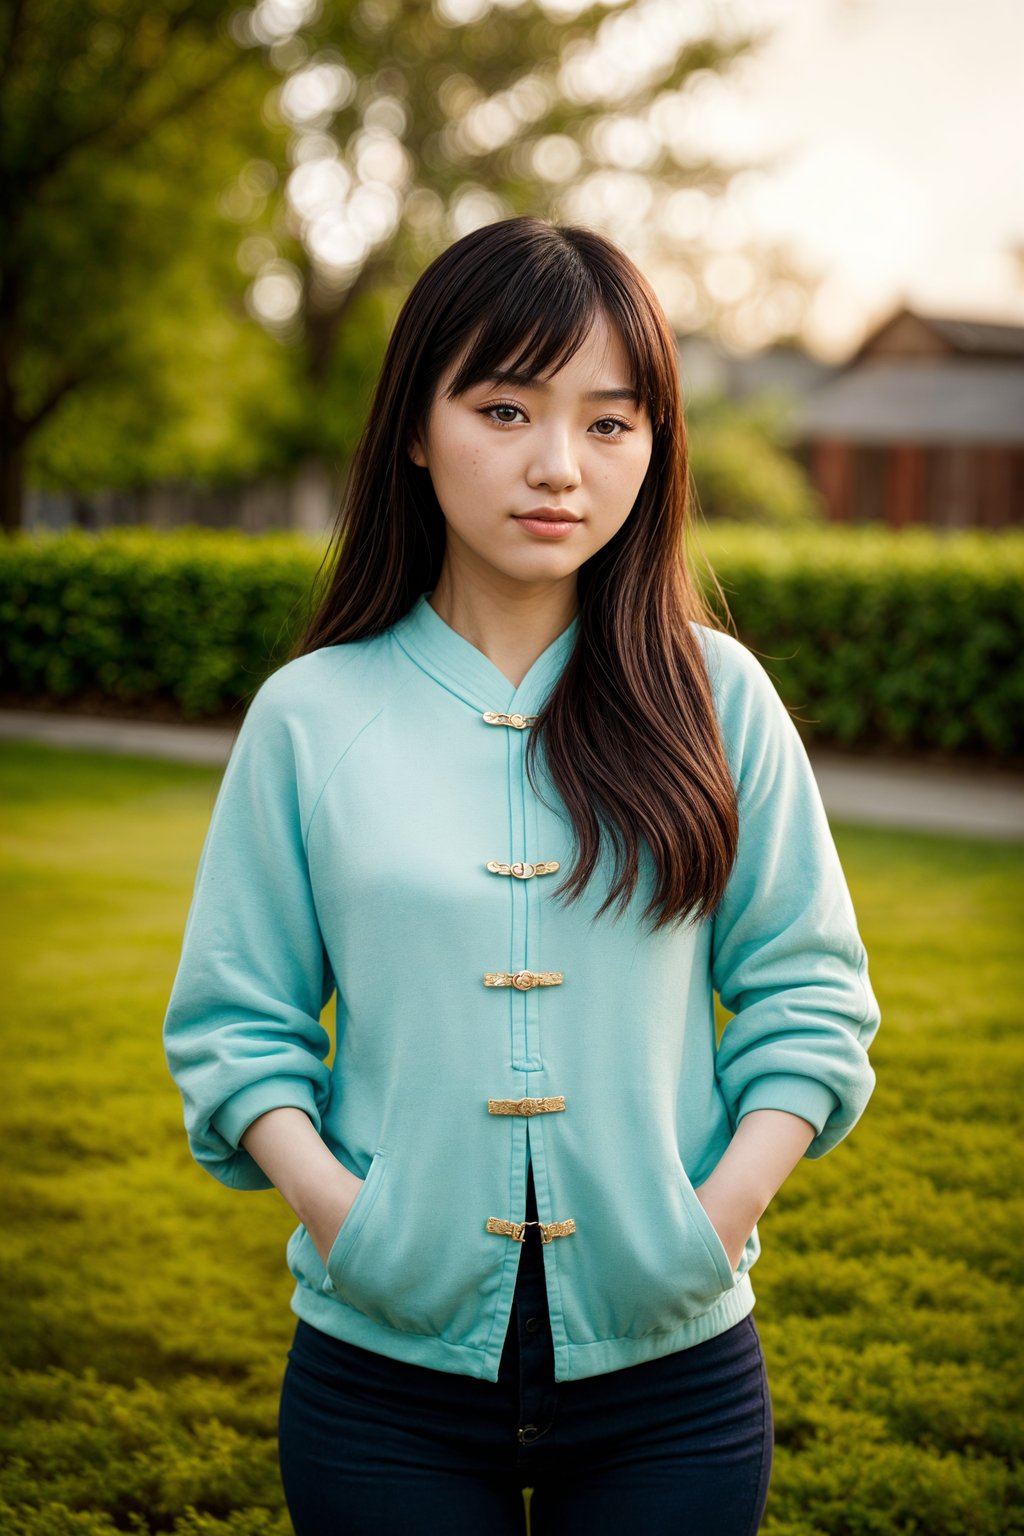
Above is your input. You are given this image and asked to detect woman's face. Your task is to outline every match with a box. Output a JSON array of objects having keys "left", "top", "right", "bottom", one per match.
[{"left": 408, "top": 309, "right": 654, "bottom": 589}]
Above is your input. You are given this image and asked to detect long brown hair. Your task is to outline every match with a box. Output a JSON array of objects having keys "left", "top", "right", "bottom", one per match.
[{"left": 288, "top": 215, "right": 739, "bottom": 934}]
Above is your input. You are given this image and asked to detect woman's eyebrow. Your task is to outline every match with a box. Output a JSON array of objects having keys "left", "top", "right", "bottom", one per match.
[{"left": 483, "top": 369, "right": 637, "bottom": 403}]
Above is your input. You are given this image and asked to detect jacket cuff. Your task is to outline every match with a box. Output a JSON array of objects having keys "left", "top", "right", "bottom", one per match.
[
  {"left": 736, "top": 1073, "right": 841, "bottom": 1136},
  {"left": 210, "top": 1077, "right": 322, "bottom": 1152}
]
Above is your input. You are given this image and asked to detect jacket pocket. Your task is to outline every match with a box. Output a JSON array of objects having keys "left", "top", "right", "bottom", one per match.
[
  {"left": 676, "top": 1161, "right": 739, "bottom": 1293},
  {"left": 315, "top": 1148, "right": 492, "bottom": 1341},
  {"left": 321, "top": 1149, "right": 389, "bottom": 1297},
  {"left": 558, "top": 1153, "right": 738, "bottom": 1344}
]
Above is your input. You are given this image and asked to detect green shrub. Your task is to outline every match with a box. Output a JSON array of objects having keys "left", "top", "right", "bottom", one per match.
[
  {"left": 0, "top": 1368, "right": 290, "bottom": 1535},
  {"left": 686, "top": 390, "right": 825, "bottom": 527},
  {"left": 0, "top": 528, "right": 318, "bottom": 721},
  {"left": 695, "top": 523, "right": 1024, "bottom": 758}
]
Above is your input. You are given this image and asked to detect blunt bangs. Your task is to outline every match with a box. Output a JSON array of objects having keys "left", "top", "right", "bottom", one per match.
[{"left": 438, "top": 252, "right": 658, "bottom": 423}]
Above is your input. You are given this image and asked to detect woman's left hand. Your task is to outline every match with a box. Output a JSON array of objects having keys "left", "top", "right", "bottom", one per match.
[
  {"left": 693, "top": 1180, "right": 762, "bottom": 1273},
  {"left": 692, "top": 1110, "right": 815, "bottom": 1272}
]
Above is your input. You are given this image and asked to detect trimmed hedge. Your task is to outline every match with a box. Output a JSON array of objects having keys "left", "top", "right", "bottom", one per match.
[
  {"left": 695, "top": 523, "right": 1024, "bottom": 760},
  {"left": 0, "top": 529, "right": 317, "bottom": 722},
  {"left": 1, "top": 524, "right": 1022, "bottom": 757}
]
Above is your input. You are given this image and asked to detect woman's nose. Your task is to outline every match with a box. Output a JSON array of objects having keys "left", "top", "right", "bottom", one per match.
[{"left": 527, "top": 428, "right": 582, "bottom": 493}]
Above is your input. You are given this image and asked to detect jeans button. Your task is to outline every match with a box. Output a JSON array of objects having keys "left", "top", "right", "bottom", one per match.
[
  {"left": 518, "top": 1424, "right": 540, "bottom": 1443},
  {"left": 525, "top": 1316, "right": 542, "bottom": 1334}
]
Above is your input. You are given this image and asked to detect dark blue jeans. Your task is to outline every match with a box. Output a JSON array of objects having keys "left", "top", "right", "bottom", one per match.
[{"left": 278, "top": 1166, "right": 773, "bottom": 1535}]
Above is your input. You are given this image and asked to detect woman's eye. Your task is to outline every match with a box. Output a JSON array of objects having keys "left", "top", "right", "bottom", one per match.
[{"left": 480, "top": 402, "right": 633, "bottom": 437}]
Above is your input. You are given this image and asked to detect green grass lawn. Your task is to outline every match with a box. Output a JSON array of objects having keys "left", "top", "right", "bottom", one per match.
[{"left": 1, "top": 740, "right": 1022, "bottom": 1536}]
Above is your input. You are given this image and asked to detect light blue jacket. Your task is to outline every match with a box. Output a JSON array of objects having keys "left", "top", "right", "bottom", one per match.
[{"left": 162, "top": 591, "right": 880, "bottom": 1382}]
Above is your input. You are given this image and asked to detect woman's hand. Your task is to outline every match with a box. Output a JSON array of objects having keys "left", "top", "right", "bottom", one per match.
[
  {"left": 693, "top": 1179, "right": 762, "bottom": 1274},
  {"left": 238, "top": 1109, "right": 368, "bottom": 1269},
  {"left": 304, "top": 1165, "right": 365, "bottom": 1268},
  {"left": 691, "top": 1109, "right": 818, "bottom": 1273}
]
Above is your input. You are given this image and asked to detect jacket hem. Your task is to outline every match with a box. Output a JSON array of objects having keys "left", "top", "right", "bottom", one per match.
[
  {"left": 552, "top": 1274, "right": 757, "bottom": 1380},
  {"left": 287, "top": 1272, "right": 756, "bottom": 1384}
]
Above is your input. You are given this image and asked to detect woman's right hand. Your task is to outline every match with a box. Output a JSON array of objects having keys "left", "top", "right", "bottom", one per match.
[
  {"left": 302, "top": 1163, "right": 366, "bottom": 1268},
  {"left": 237, "top": 1108, "right": 369, "bottom": 1268}
]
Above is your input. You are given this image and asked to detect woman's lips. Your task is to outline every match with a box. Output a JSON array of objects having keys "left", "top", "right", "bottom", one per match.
[{"left": 512, "top": 516, "right": 580, "bottom": 538}]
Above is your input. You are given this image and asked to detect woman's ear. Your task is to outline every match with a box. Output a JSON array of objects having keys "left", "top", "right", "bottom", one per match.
[{"left": 408, "top": 437, "right": 428, "bottom": 468}]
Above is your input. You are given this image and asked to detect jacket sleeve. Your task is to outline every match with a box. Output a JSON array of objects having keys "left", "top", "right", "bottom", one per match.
[
  {"left": 706, "top": 632, "right": 881, "bottom": 1160},
  {"left": 162, "top": 668, "right": 335, "bottom": 1191}
]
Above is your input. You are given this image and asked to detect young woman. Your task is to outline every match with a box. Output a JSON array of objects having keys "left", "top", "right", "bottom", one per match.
[{"left": 163, "top": 215, "right": 880, "bottom": 1535}]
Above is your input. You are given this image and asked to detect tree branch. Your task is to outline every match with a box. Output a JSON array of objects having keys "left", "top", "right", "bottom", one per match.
[
  {"left": 20, "top": 344, "right": 123, "bottom": 434},
  {"left": 25, "top": 48, "right": 248, "bottom": 196},
  {"left": 0, "top": 0, "right": 28, "bottom": 101}
]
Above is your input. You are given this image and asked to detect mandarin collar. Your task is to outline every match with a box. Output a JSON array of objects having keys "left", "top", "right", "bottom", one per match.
[{"left": 391, "top": 591, "right": 580, "bottom": 716}]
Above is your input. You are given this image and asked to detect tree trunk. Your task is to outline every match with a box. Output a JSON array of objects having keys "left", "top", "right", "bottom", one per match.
[
  {"left": 305, "top": 253, "right": 389, "bottom": 386},
  {"left": 0, "top": 429, "right": 25, "bottom": 534}
]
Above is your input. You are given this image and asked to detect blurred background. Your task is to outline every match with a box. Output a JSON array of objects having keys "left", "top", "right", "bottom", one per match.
[
  {"left": 1, "top": 5, "right": 1022, "bottom": 1536},
  {"left": 5, "top": 0, "right": 1023, "bottom": 539}
]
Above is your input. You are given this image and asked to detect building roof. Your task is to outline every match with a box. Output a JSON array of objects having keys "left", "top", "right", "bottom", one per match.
[
  {"left": 790, "top": 358, "right": 1024, "bottom": 445},
  {"left": 922, "top": 316, "right": 1024, "bottom": 358},
  {"left": 849, "top": 307, "right": 1024, "bottom": 365}
]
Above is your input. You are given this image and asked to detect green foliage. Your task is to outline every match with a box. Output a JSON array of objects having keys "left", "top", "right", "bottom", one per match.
[
  {"left": 694, "top": 522, "right": 1024, "bottom": 757},
  {"left": 6, "top": 3, "right": 289, "bottom": 496},
  {"left": 687, "top": 390, "right": 825, "bottom": 527},
  {"left": 31, "top": 276, "right": 308, "bottom": 492},
  {"left": 3, "top": 524, "right": 1023, "bottom": 757},
  {"left": 0, "top": 527, "right": 320, "bottom": 718},
  {"left": 1, "top": 744, "right": 1022, "bottom": 1531},
  {"left": 270, "top": 282, "right": 395, "bottom": 467},
  {"left": 5, "top": 0, "right": 793, "bottom": 524},
  {"left": 0, "top": 1368, "right": 290, "bottom": 1533}
]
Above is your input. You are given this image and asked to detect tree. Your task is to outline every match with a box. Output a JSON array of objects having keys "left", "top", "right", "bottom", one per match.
[
  {"left": 3, "top": 0, "right": 808, "bottom": 532},
  {"left": 231, "top": 0, "right": 769, "bottom": 451},
  {"left": 0, "top": 0, "right": 280, "bottom": 531}
]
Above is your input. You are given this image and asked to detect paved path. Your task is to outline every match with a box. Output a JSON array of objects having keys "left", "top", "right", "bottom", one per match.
[
  {"left": 1, "top": 707, "right": 1022, "bottom": 842},
  {"left": 0, "top": 710, "right": 238, "bottom": 768}
]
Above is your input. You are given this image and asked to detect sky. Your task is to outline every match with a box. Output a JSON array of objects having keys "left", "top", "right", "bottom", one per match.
[{"left": 702, "top": 0, "right": 1024, "bottom": 357}]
